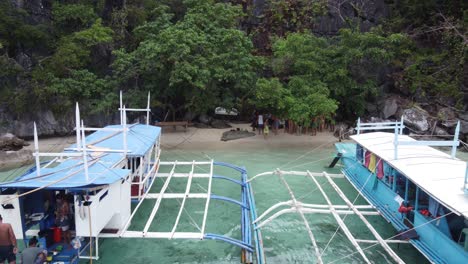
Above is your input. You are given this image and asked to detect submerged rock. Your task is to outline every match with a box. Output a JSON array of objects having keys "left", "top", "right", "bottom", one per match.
[{"left": 221, "top": 130, "right": 255, "bottom": 141}]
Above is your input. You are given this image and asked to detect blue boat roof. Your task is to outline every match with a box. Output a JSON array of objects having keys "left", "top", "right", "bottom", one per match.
[
  {"left": 69, "top": 124, "right": 161, "bottom": 157},
  {"left": 2, "top": 124, "right": 161, "bottom": 190},
  {"left": 1, "top": 157, "right": 129, "bottom": 189}
]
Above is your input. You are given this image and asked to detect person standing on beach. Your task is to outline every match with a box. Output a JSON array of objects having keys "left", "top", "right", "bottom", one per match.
[
  {"left": 0, "top": 215, "right": 17, "bottom": 264},
  {"left": 263, "top": 120, "right": 269, "bottom": 139},
  {"left": 257, "top": 114, "right": 264, "bottom": 135},
  {"left": 272, "top": 115, "right": 279, "bottom": 135}
]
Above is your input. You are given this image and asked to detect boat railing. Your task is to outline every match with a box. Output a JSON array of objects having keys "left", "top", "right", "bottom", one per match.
[
  {"left": 393, "top": 120, "right": 460, "bottom": 159},
  {"left": 464, "top": 165, "right": 468, "bottom": 194},
  {"left": 356, "top": 117, "right": 405, "bottom": 135},
  {"left": 118, "top": 90, "right": 151, "bottom": 125}
]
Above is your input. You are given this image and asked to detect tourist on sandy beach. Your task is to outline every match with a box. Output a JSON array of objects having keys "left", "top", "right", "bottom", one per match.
[
  {"left": 251, "top": 110, "right": 257, "bottom": 132},
  {"left": 257, "top": 114, "right": 264, "bottom": 135},
  {"left": 272, "top": 115, "right": 279, "bottom": 135},
  {"left": 263, "top": 120, "right": 269, "bottom": 139}
]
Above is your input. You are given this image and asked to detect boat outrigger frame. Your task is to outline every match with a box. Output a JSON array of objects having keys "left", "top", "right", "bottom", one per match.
[
  {"left": 250, "top": 169, "right": 408, "bottom": 264},
  {"left": 100, "top": 160, "right": 264, "bottom": 264}
]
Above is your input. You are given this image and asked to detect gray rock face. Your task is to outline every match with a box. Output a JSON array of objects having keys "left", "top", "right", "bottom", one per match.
[
  {"left": 402, "top": 107, "right": 430, "bottom": 132},
  {"left": 23, "top": 0, "right": 52, "bottom": 23},
  {"left": 221, "top": 130, "right": 255, "bottom": 141},
  {"left": 0, "top": 133, "right": 29, "bottom": 151},
  {"left": 382, "top": 97, "right": 398, "bottom": 119},
  {"left": 433, "top": 126, "right": 449, "bottom": 137},
  {"left": 210, "top": 119, "right": 231, "bottom": 129},
  {"left": 15, "top": 52, "right": 32, "bottom": 71},
  {"left": 0, "top": 110, "right": 75, "bottom": 138},
  {"left": 438, "top": 107, "right": 457, "bottom": 128},
  {"left": 0, "top": 149, "right": 33, "bottom": 170},
  {"left": 198, "top": 114, "right": 212, "bottom": 125},
  {"left": 460, "top": 120, "right": 468, "bottom": 135},
  {"left": 313, "top": 0, "right": 388, "bottom": 36}
]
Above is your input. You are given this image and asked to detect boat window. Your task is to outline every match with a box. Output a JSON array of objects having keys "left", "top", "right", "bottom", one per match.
[{"left": 356, "top": 144, "right": 364, "bottom": 163}]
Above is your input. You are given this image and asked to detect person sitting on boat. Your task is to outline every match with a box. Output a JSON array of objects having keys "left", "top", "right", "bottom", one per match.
[
  {"left": 20, "top": 236, "right": 47, "bottom": 264},
  {"left": 55, "top": 194, "right": 71, "bottom": 245},
  {"left": 398, "top": 201, "right": 414, "bottom": 219}
]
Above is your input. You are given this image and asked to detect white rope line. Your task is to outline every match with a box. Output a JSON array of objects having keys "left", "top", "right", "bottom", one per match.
[
  {"left": 307, "top": 171, "right": 371, "bottom": 264},
  {"left": 283, "top": 156, "right": 334, "bottom": 171},
  {"left": 277, "top": 170, "right": 323, "bottom": 264},
  {"left": 319, "top": 158, "right": 382, "bottom": 258},
  {"left": 165, "top": 184, "right": 202, "bottom": 232},
  {"left": 322, "top": 171, "right": 405, "bottom": 264},
  {"left": 277, "top": 131, "right": 349, "bottom": 170},
  {"left": 327, "top": 210, "right": 457, "bottom": 264}
]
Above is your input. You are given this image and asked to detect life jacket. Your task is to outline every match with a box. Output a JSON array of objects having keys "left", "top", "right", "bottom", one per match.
[
  {"left": 398, "top": 204, "right": 414, "bottom": 213},
  {"left": 419, "top": 209, "right": 430, "bottom": 216}
]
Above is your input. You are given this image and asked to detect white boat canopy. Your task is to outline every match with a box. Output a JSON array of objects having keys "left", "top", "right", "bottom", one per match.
[{"left": 351, "top": 132, "right": 468, "bottom": 218}]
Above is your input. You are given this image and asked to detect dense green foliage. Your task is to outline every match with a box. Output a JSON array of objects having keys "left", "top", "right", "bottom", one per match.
[
  {"left": 113, "top": 1, "right": 260, "bottom": 117},
  {"left": 385, "top": 0, "right": 467, "bottom": 108},
  {"left": 256, "top": 29, "right": 410, "bottom": 120},
  {"left": 0, "top": 0, "right": 466, "bottom": 122}
]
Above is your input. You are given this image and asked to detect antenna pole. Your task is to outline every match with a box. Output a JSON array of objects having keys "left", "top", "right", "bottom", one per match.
[
  {"left": 75, "top": 103, "right": 81, "bottom": 150},
  {"left": 451, "top": 121, "right": 460, "bottom": 158},
  {"left": 356, "top": 118, "right": 361, "bottom": 135},
  {"left": 400, "top": 117, "right": 404, "bottom": 135},
  {"left": 120, "top": 90, "right": 123, "bottom": 125},
  {"left": 33, "top": 122, "right": 41, "bottom": 177},
  {"left": 394, "top": 123, "right": 399, "bottom": 160},
  {"left": 123, "top": 105, "right": 128, "bottom": 156},
  {"left": 146, "top": 91, "right": 151, "bottom": 125},
  {"left": 81, "top": 120, "right": 89, "bottom": 182}
]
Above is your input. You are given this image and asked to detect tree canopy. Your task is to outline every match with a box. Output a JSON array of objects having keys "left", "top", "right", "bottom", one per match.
[{"left": 0, "top": 0, "right": 465, "bottom": 123}]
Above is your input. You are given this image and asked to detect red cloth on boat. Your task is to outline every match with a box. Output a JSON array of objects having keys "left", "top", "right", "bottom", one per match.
[
  {"left": 364, "top": 151, "right": 371, "bottom": 167},
  {"left": 376, "top": 159, "right": 384, "bottom": 179}
]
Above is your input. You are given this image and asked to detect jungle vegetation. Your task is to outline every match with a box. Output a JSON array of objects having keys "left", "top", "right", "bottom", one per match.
[{"left": 0, "top": 0, "right": 466, "bottom": 123}]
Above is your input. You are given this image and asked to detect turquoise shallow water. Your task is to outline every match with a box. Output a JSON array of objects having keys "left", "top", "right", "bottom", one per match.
[{"left": 2, "top": 144, "right": 467, "bottom": 263}]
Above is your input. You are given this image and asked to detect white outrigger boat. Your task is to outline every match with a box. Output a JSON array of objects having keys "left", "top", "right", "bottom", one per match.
[
  {"left": 0, "top": 92, "right": 264, "bottom": 263},
  {"left": 247, "top": 119, "right": 468, "bottom": 264},
  {"left": 332, "top": 119, "right": 468, "bottom": 263}
]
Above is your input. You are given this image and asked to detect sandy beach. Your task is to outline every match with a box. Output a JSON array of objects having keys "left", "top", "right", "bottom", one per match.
[
  {"left": 23, "top": 122, "right": 339, "bottom": 153},
  {"left": 161, "top": 123, "right": 338, "bottom": 150}
]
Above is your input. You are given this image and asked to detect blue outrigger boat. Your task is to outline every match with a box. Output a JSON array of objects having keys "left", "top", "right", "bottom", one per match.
[
  {"left": 335, "top": 119, "right": 468, "bottom": 263},
  {"left": 0, "top": 92, "right": 265, "bottom": 263}
]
